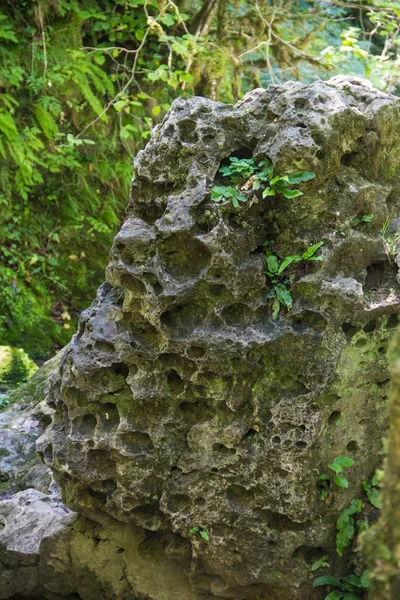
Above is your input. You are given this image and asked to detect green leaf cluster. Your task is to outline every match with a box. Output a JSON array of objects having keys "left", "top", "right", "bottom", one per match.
[
  {"left": 211, "top": 156, "right": 315, "bottom": 208},
  {"left": 313, "top": 570, "right": 370, "bottom": 600},
  {"left": 362, "top": 469, "right": 383, "bottom": 509},
  {"left": 265, "top": 241, "right": 324, "bottom": 319},
  {"left": 336, "top": 499, "right": 363, "bottom": 557},
  {"left": 189, "top": 526, "right": 210, "bottom": 541},
  {"left": 350, "top": 214, "right": 374, "bottom": 227}
]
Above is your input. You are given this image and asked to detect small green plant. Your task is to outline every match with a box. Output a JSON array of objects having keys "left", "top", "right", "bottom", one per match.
[
  {"left": 313, "top": 570, "right": 370, "bottom": 599},
  {"left": 317, "top": 456, "right": 355, "bottom": 501},
  {"left": 350, "top": 213, "right": 373, "bottom": 227},
  {"left": 328, "top": 456, "right": 355, "bottom": 489},
  {"left": 211, "top": 186, "right": 248, "bottom": 208},
  {"left": 381, "top": 217, "right": 399, "bottom": 262},
  {"left": 336, "top": 498, "right": 363, "bottom": 556},
  {"left": 362, "top": 469, "right": 383, "bottom": 509},
  {"left": 265, "top": 241, "right": 324, "bottom": 318},
  {"left": 211, "top": 156, "right": 315, "bottom": 208},
  {"left": 311, "top": 554, "right": 330, "bottom": 571},
  {"left": 189, "top": 526, "right": 210, "bottom": 541}
]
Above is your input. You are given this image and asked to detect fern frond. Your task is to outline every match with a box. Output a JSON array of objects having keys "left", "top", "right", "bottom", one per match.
[
  {"left": 72, "top": 72, "right": 107, "bottom": 120},
  {"left": 33, "top": 103, "right": 59, "bottom": 139},
  {"left": 0, "top": 111, "right": 17, "bottom": 139}
]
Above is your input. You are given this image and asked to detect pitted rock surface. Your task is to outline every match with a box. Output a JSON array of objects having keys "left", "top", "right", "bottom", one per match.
[{"left": 38, "top": 76, "right": 400, "bottom": 599}]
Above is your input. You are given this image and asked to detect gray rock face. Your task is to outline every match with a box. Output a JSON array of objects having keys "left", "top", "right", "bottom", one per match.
[{"left": 38, "top": 76, "right": 400, "bottom": 599}]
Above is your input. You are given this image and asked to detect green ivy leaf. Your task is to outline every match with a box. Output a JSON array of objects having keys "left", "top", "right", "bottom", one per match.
[
  {"left": 332, "top": 456, "right": 355, "bottom": 468},
  {"left": 342, "top": 574, "right": 363, "bottom": 589},
  {"left": 286, "top": 171, "right": 315, "bottom": 183},
  {"left": 277, "top": 254, "right": 302, "bottom": 275},
  {"left": 367, "top": 488, "right": 382, "bottom": 509},
  {"left": 360, "top": 570, "right": 371, "bottom": 589},
  {"left": 325, "top": 591, "right": 343, "bottom": 600},
  {"left": 282, "top": 188, "right": 303, "bottom": 199},
  {"left": 302, "top": 241, "right": 324, "bottom": 259},
  {"left": 328, "top": 463, "right": 342, "bottom": 474},
  {"left": 262, "top": 187, "right": 276, "bottom": 198},
  {"left": 275, "top": 284, "right": 292, "bottom": 309},
  {"left": 272, "top": 297, "right": 280, "bottom": 320},
  {"left": 200, "top": 530, "right": 209, "bottom": 541},
  {"left": 313, "top": 576, "right": 342, "bottom": 588},
  {"left": 334, "top": 474, "right": 349, "bottom": 488},
  {"left": 266, "top": 253, "right": 279, "bottom": 273}
]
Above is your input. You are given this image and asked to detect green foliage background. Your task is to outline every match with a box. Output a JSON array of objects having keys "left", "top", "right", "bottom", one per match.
[{"left": 1, "top": 0, "right": 399, "bottom": 357}]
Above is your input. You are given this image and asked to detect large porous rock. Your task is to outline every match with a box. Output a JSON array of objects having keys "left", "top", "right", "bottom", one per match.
[{"left": 38, "top": 76, "right": 400, "bottom": 599}]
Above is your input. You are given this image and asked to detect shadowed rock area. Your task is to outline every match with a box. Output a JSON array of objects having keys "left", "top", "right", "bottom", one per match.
[{"left": 28, "top": 76, "right": 400, "bottom": 599}]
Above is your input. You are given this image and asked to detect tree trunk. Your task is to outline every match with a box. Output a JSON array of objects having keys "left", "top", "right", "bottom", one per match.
[{"left": 363, "top": 324, "right": 400, "bottom": 599}]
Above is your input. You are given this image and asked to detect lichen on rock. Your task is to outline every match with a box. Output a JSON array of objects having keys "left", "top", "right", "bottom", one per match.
[{"left": 36, "top": 76, "right": 400, "bottom": 599}]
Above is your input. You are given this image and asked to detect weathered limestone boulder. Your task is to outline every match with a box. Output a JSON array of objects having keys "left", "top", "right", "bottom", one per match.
[{"left": 37, "top": 76, "right": 400, "bottom": 599}]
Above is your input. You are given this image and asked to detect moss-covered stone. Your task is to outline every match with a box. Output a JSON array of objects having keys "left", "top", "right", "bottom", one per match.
[{"left": 38, "top": 77, "right": 400, "bottom": 600}]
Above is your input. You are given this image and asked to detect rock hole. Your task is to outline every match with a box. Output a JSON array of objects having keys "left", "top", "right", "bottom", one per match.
[
  {"left": 221, "top": 303, "right": 253, "bottom": 326},
  {"left": 355, "top": 338, "right": 368, "bottom": 348},
  {"left": 328, "top": 410, "right": 341, "bottom": 425},
  {"left": 292, "top": 545, "right": 325, "bottom": 563},
  {"left": 208, "top": 268, "right": 223, "bottom": 280},
  {"left": 387, "top": 314, "right": 399, "bottom": 329},
  {"left": 87, "top": 450, "right": 116, "bottom": 476},
  {"left": 65, "top": 387, "right": 90, "bottom": 408},
  {"left": 97, "top": 403, "right": 120, "bottom": 431},
  {"left": 378, "top": 378, "right": 390, "bottom": 388},
  {"left": 364, "top": 261, "right": 394, "bottom": 292},
  {"left": 159, "top": 233, "right": 211, "bottom": 279},
  {"left": 142, "top": 273, "right": 163, "bottom": 296},
  {"left": 379, "top": 344, "right": 388, "bottom": 354},
  {"left": 167, "top": 369, "right": 185, "bottom": 393},
  {"left": 243, "top": 428, "right": 257, "bottom": 441},
  {"left": 363, "top": 320, "right": 377, "bottom": 333},
  {"left": 346, "top": 440, "right": 359, "bottom": 453},
  {"left": 212, "top": 443, "right": 236, "bottom": 455},
  {"left": 112, "top": 363, "right": 129, "bottom": 378},
  {"left": 95, "top": 479, "right": 117, "bottom": 494},
  {"left": 118, "top": 431, "right": 154, "bottom": 455},
  {"left": 341, "top": 322, "right": 359, "bottom": 338},
  {"left": 291, "top": 311, "right": 326, "bottom": 331},
  {"left": 94, "top": 341, "right": 115, "bottom": 353},
  {"left": 295, "top": 441, "right": 307, "bottom": 449},
  {"left": 120, "top": 274, "right": 146, "bottom": 295},
  {"left": 341, "top": 151, "right": 358, "bottom": 166},
  {"left": 272, "top": 436, "right": 281, "bottom": 444},
  {"left": 44, "top": 443, "right": 53, "bottom": 462},
  {"left": 74, "top": 413, "right": 97, "bottom": 436},
  {"left": 89, "top": 489, "right": 107, "bottom": 503},
  {"left": 226, "top": 484, "right": 254, "bottom": 507},
  {"left": 210, "top": 283, "right": 226, "bottom": 297},
  {"left": 161, "top": 303, "right": 207, "bottom": 336},
  {"left": 178, "top": 119, "right": 198, "bottom": 144},
  {"left": 294, "top": 98, "right": 309, "bottom": 110},
  {"left": 170, "top": 465, "right": 182, "bottom": 472},
  {"left": 187, "top": 346, "right": 206, "bottom": 359}
]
